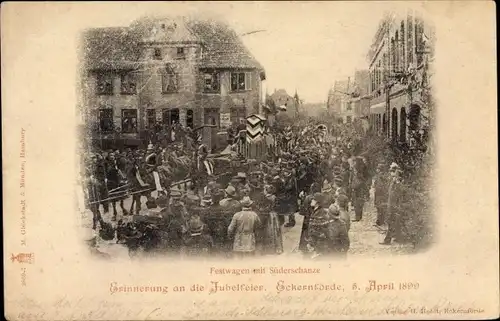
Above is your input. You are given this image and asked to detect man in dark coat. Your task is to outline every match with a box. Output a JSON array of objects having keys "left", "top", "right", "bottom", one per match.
[
  {"left": 373, "top": 163, "right": 389, "bottom": 227},
  {"left": 106, "top": 153, "right": 128, "bottom": 220},
  {"left": 381, "top": 164, "right": 404, "bottom": 244},
  {"left": 275, "top": 166, "right": 298, "bottom": 227},
  {"left": 298, "top": 192, "right": 314, "bottom": 253},
  {"left": 306, "top": 193, "right": 332, "bottom": 256},
  {"left": 326, "top": 205, "right": 350, "bottom": 257},
  {"left": 127, "top": 155, "right": 150, "bottom": 215},
  {"left": 94, "top": 154, "right": 109, "bottom": 214},
  {"left": 85, "top": 158, "right": 105, "bottom": 230},
  {"left": 351, "top": 157, "right": 367, "bottom": 222}
]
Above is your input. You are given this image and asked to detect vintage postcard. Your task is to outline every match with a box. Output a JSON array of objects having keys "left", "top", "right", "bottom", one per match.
[{"left": 2, "top": 1, "right": 498, "bottom": 320}]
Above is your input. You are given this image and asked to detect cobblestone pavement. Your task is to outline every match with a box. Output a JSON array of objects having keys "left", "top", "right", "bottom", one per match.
[
  {"left": 81, "top": 188, "right": 414, "bottom": 259},
  {"left": 280, "top": 189, "right": 414, "bottom": 259}
]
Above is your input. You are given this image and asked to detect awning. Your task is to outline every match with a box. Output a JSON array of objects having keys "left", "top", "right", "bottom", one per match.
[{"left": 370, "top": 102, "right": 386, "bottom": 114}]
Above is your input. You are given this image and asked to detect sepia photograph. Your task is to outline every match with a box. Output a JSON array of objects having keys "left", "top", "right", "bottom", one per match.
[
  {"left": 76, "top": 8, "right": 436, "bottom": 261},
  {"left": 3, "top": 2, "right": 497, "bottom": 319}
]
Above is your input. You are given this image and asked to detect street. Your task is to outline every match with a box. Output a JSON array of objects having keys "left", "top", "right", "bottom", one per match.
[{"left": 81, "top": 187, "right": 413, "bottom": 260}]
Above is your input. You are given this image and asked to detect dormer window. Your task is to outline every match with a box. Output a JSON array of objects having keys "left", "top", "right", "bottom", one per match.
[
  {"left": 153, "top": 48, "right": 162, "bottom": 60},
  {"left": 177, "top": 47, "right": 185, "bottom": 59}
]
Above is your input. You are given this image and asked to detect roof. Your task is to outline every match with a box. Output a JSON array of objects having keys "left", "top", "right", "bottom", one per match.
[
  {"left": 81, "top": 17, "right": 264, "bottom": 73},
  {"left": 270, "top": 89, "right": 294, "bottom": 104},
  {"left": 186, "top": 19, "right": 264, "bottom": 71},
  {"left": 81, "top": 27, "right": 143, "bottom": 71}
]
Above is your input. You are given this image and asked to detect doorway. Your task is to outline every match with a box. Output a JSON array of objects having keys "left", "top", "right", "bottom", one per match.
[{"left": 204, "top": 108, "right": 220, "bottom": 128}]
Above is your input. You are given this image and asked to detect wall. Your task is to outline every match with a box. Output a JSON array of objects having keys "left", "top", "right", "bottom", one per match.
[
  {"left": 138, "top": 44, "right": 200, "bottom": 128},
  {"left": 197, "top": 69, "right": 261, "bottom": 128},
  {"left": 84, "top": 43, "right": 262, "bottom": 136},
  {"left": 85, "top": 71, "right": 140, "bottom": 133}
]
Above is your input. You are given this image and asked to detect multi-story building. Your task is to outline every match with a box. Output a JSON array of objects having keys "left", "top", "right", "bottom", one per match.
[
  {"left": 327, "top": 70, "right": 370, "bottom": 124},
  {"left": 327, "top": 80, "right": 349, "bottom": 123},
  {"left": 79, "top": 16, "right": 266, "bottom": 148},
  {"left": 366, "top": 10, "right": 435, "bottom": 144}
]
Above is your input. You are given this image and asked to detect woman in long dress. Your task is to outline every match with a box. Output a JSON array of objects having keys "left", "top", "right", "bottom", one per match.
[{"left": 260, "top": 182, "right": 283, "bottom": 255}]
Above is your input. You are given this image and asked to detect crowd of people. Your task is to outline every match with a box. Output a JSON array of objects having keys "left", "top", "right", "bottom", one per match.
[{"left": 82, "top": 119, "right": 419, "bottom": 259}]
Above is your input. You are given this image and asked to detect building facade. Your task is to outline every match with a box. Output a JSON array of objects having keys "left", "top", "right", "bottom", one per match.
[
  {"left": 327, "top": 70, "right": 370, "bottom": 124},
  {"left": 366, "top": 10, "right": 435, "bottom": 145},
  {"left": 80, "top": 17, "right": 266, "bottom": 148},
  {"left": 327, "top": 80, "right": 349, "bottom": 123}
]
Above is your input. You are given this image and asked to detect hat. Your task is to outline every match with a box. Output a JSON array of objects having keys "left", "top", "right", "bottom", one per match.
[
  {"left": 146, "top": 196, "right": 158, "bottom": 209},
  {"left": 240, "top": 196, "right": 254, "bottom": 207},
  {"left": 235, "top": 172, "right": 247, "bottom": 179},
  {"left": 156, "top": 195, "right": 169, "bottom": 208},
  {"left": 184, "top": 194, "right": 200, "bottom": 206},
  {"left": 147, "top": 144, "right": 154, "bottom": 151},
  {"left": 201, "top": 194, "right": 213, "bottom": 207},
  {"left": 390, "top": 162, "right": 400, "bottom": 170},
  {"left": 188, "top": 216, "right": 204, "bottom": 234},
  {"left": 328, "top": 204, "right": 340, "bottom": 217},
  {"left": 225, "top": 185, "right": 237, "bottom": 197},
  {"left": 169, "top": 190, "right": 182, "bottom": 200},
  {"left": 312, "top": 192, "right": 324, "bottom": 204}
]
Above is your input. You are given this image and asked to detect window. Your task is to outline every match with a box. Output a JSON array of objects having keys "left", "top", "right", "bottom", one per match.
[
  {"left": 162, "top": 64, "right": 179, "bottom": 93},
  {"left": 401, "top": 21, "right": 406, "bottom": 71},
  {"left": 203, "top": 71, "right": 220, "bottom": 92},
  {"left": 415, "top": 18, "right": 425, "bottom": 65},
  {"left": 186, "top": 109, "right": 194, "bottom": 128},
  {"left": 162, "top": 108, "right": 179, "bottom": 126},
  {"left": 395, "top": 31, "right": 400, "bottom": 72},
  {"left": 230, "top": 107, "right": 246, "bottom": 125},
  {"left": 146, "top": 109, "right": 156, "bottom": 129},
  {"left": 120, "top": 73, "right": 137, "bottom": 94},
  {"left": 391, "top": 37, "right": 396, "bottom": 73},
  {"left": 121, "top": 109, "right": 138, "bottom": 133},
  {"left": 96, "top": 73, "right": 113, "bottom": 95},
  {"left": 99, "top": 109, "right": 114, "bottom": 132},
  {"left": 177, "top": 47, "right": 185, "bottom": 59},
  {"left": 230, "top": 72, "right": 251, "bottom": 91},
  {"left": 153, "top": 48, "right": 162, "bottom": 60},
  {"left": 370, "top": 71, "right": 374, "bottom": 93}
]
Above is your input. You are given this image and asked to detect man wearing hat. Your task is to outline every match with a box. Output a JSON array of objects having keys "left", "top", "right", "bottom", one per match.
[
  {"left": 275, "top": 167, "right": 298, "bottom": 228},
  {"left": 233, "top": 172, "right": 251, "bottom": 198},
  {"left": 306, "top": 193, "right": 333, "bottom": 257},
  {"left": 381, "top": 163, "right": 404, "bottom": 245},
  {"left": 184, "top": 213, "right": 213, "bottom": 256},
  {"left": 127, "top": 153, "right": 150, "bottom": 215},
  {"left": 328, "top": 204, "right": 350, "bottom": 256},
  {"left": 194, "top": 144, "right": 214, "bottom": 196},
  {"left": 219, "top": 185, "right": 242, "bottom": 213},
  {"left": 94, "top": 153, "right": 109, "bottom": 214},
  {"left": 159, "top": 190, "right": 187, "bottom": 254},
  {"left": 227, "top": 196, "right": 261, "bottom": 258},
  {"left": 351, "top": 157, "right": 367, "bottom": 222},
  {"left": 373, "top": 163, "right": 389, "bottom": 227},
  {"left": 298, "top": 191, "right": 315, "bottom": 253}
]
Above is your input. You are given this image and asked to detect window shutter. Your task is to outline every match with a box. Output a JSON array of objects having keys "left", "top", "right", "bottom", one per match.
[{"left": 245, "top": 72, "right": 252, "bottom": 90}]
